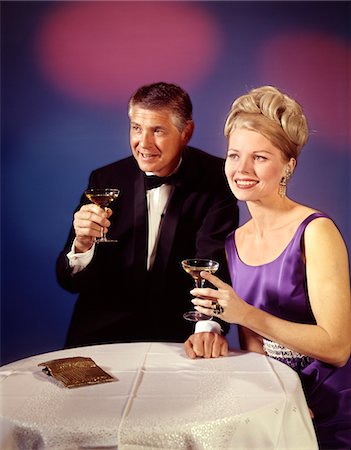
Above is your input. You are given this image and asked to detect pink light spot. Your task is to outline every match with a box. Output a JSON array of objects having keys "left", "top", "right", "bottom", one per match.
[
  {"left": 35, "top": 2, "right": 222, "bottom": 106},
  {"left": 258, "top": 32, "right": 350, "bottom": 149}
]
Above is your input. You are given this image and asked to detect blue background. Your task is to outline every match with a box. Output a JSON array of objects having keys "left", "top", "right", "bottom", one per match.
[{"left": 1, "top": 1, "right": 350, "bottom": 364}]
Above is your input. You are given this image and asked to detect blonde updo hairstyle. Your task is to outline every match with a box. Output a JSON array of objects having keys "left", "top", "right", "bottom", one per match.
[{"left": 224, "top": 86, "right": 309, "bottom": 162}]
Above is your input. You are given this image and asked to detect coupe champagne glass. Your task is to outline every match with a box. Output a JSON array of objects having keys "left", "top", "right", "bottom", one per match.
[
  {"left": 85, "top": 188, "right": 120, "bottom": 243},
  {"left": 182, "top": 258, "right": 219, "bottom": 321}
]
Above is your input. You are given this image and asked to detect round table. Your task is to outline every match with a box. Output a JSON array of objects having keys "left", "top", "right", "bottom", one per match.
[{"left": 0, "top": 342, "right": 318, "bottom": 449}]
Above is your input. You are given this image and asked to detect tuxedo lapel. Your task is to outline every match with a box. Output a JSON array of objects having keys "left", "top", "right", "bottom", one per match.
[
  {"left": 152, "top": 186, "right": 184, "bottom": 273},
  {"left": 152, "top": 154, "right": 194, "bottom": 273},
  {"left": 133, "top": 172, "right": 148, "bottom": 272},
  {"left": 134, "top": 148, "right": 196, "bottom": 273}
]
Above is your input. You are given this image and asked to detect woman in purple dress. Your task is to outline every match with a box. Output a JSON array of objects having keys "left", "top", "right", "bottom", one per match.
[{"left": 188, "top": 86, "right": 351, "bottom": 449}]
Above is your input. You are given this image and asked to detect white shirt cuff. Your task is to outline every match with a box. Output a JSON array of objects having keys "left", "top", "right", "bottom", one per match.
[
  {"left": 195, "top": 320, "right": 222, "bottom": 334},
  {"left": 67, "top": 240, "right": 95, "bottom": 274}
]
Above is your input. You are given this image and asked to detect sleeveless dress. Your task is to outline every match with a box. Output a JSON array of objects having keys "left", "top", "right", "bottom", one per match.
[{"left": 225, "top": 212, "right": 351, "bottom": 449}]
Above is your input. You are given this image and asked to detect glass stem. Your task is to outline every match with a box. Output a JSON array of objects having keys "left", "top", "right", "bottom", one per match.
[
  {"left": 101, "top": 207, "right": 108, "bottom": 240},
  {"left": 195, "top": 279, "right": 205, "bottom": 289}
]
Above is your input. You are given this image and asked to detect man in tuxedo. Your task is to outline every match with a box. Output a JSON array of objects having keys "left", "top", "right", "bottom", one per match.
[{"left": 56, "top": 82, "right": 239, "bottom": 356}]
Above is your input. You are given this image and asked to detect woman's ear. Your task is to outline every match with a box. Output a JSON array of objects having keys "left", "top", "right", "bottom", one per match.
[{"left": 285, "top": 158, "right": 296, "bottom": 178}]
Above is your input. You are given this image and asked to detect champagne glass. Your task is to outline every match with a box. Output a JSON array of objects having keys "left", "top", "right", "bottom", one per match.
[
  {"left": 182, "top": 258, "right": 219, "bottom": 321},
  {"left": 85, "top": 188, "right": 120, "bottom": 243}
]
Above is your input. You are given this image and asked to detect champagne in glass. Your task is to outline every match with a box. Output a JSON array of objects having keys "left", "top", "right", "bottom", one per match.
[
  {"left": 182, "top": 258, "right": 219, "bottom": 321},
  {"left": 85, "top": 188, "right": 120, "bottom": 243}
]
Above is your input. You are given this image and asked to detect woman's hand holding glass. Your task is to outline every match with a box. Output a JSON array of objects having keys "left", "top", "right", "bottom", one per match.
[{"left": 190, "top": 270, "right": 250, "bottom": 325}]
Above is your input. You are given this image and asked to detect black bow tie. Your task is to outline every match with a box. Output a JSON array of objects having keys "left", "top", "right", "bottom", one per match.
[{"left": 144, "top": 173, "right": 179, "bottom": 190}]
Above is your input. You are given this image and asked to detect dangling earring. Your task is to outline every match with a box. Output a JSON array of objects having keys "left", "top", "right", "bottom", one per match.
[{"left": 279, "top": 169, "right": 292, "bottom": 198}]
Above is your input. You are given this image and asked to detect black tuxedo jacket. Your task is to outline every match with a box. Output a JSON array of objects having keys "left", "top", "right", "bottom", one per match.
[{"left": 56, "top": 147, "right": 239, "bottom": 347}]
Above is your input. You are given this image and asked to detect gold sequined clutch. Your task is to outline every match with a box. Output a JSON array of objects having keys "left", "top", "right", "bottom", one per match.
[{"left": 38, "top": 356, "right": 118, "bottom": 388}]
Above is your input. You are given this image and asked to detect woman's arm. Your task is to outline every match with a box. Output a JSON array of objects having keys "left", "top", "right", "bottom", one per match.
[
  {"left": 239, "top": 326, "right": 265, "bottom": 354},
  {"left": 191, "top": 219, "right": 351, "bottom": 367},
  {"left": 301, "top": 217, "right": 351, "bottom": 365}
]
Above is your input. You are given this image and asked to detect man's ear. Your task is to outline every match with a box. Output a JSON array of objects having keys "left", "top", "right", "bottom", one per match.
[{"left": 182, "top": 120, "right": 194, "bottom": 144}]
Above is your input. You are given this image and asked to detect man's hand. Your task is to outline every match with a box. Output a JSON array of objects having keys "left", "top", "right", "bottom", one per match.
[
  {"left": 73, "top": 204, "right": 112, "bottom": 253},
  {"left": 184, "top": 332, "right": 228, "bottom": 359}
]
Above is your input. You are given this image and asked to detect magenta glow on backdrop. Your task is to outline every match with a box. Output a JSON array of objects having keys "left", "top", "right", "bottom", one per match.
[
  {"left": 35, "top": 2, "right": 222, "bottom": 105},
  {"left": 258, "top": 31, "right": 351, "bottom": 148}
]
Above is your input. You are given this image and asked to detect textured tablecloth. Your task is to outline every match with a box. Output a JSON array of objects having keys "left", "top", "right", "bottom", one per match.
[{"left": 0, "top": 342, "right": 318, "bottom": 449}]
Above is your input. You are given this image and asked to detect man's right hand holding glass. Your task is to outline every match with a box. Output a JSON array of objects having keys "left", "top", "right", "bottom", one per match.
[{"left": 73, "top": 204, "right": 113, "bottom": 253}]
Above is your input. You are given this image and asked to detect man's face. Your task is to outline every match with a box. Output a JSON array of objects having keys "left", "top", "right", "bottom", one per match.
[{"left": 129, "top": 106, "right": 192, "bottom": 177}]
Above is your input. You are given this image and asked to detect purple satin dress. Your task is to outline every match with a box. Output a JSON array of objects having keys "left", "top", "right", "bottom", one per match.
[{"left": 226, "top": 212, "right": 351, "bottom": 449}]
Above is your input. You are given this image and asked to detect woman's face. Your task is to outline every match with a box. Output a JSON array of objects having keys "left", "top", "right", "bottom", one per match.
[{"left": 225, "top": 128, "right": 293, "bottom": 202}]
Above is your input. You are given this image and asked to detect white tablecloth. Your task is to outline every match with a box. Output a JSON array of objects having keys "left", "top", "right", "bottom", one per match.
[{"left": 0, "top": 342, "right": 318, "bottom": 450}]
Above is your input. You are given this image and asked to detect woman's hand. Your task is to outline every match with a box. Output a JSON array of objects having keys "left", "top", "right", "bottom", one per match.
[{"left": 190, "top": 271, "right": 250, "bottom": 325}]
